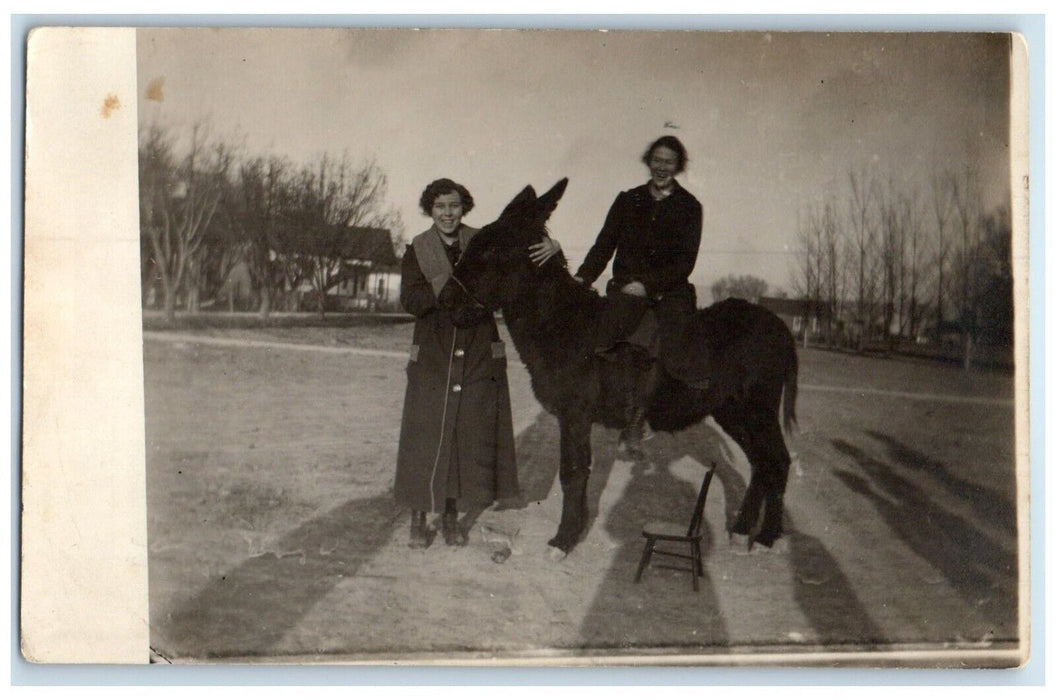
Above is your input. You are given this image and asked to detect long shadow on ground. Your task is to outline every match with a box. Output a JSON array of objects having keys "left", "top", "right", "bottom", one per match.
[
  {"left": 787, "top": 516, "right": 885, "bottom": 646},
  {"left": 152, "top": 411, "right": 565, "bottom": 660},
  {"left": 576, "top": 424, "right": 731, "bottom": 651},
  {"left": 153, "top": 493, "right": 399, "bottom": 659},
  {"left": 512, "top": 412, "right": 562, "bottom": 504},
  {"left": 578, "top": 423, "right": 884, "bottom": 652},
  {"left": 865, "top": 430, "right": 1017, "bottom": 536},
  {"left": 831, "top": 438, "right": 1018, "bottom": 641}
]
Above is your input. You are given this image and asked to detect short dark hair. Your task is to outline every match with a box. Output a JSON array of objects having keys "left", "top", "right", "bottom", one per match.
[
  {"left": 419, "top": 178, "right": 475, "bottom": 216},
  {"left": 641, "top": 135, "right": 688, "bottom": 174}
]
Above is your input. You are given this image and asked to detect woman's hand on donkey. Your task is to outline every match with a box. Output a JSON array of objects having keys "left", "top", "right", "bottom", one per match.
[{"left": 528, "top": 236, "right": 562, "bottom": 266}]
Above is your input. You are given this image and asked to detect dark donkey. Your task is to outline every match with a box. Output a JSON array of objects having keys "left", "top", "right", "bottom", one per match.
[{"left": 440, "top": 179, "right": 799, "bottom": 557}]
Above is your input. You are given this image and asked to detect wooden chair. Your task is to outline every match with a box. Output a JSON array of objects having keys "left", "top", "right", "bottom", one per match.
[{"left": 634, "top": 463, "right": 716, "bottom": 592}]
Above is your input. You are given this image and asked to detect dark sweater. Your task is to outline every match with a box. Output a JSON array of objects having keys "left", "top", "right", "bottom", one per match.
[{"left": 575, "top": 181, "right": 703, "bottom": 299}]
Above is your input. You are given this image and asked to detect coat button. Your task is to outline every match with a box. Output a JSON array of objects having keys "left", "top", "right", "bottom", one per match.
[
  {"left": 454, "top": 349, "right": 465, "bottom": 357},
  {"left": 452, "top": 384, "right": 462, "bottom": 392}
]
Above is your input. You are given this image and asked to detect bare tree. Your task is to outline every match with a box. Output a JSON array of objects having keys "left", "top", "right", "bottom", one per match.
[
  {"left": 222, "top": 155, "right": 294, "bottom": 317},
  {"left": 928, "top": 169, "right": 957, "bottom": 340},
  {"left": 900, "top": 188, "right": 928, "bottom": 341},
  {"left": 974, "top": 206, "right": 1014, "bottom": 347},
  {"left": 195, "top": 206, "right": 247, "bottom": 311},
  {"left": 795, "top": 158, "right": 1004, "bottom": 364},
  {"left": 281, "top": 154, "right": 401, "bottom": 316},
  {"left": 194, "top": 138, "right": 237, "bottom": 313},
  {"left": 139, "top": 124, "right": 175, "bottom": 314},
  {"left": 791, "top": 207, "right": 820, "bottom": 302},
  {"left": 878, "top": 178, "right": 907, "bottom": 342},
  {"left": 139, "top": 122, "right": 231, "bottom": 323},
  {"left": 792, "top": 198, "right": 848, "bottom": 346},
  {"left": 949, "top": 163, "right": 984, "bottom": 368},
  {"left": 790, "top": 205, "right": 823, "bottom": 344},
  {"left": 847, "top": 166, "right": 882, "bottom": 344},
  {"left": 819, "top": 201, "right": 844, "bottom": 344}
]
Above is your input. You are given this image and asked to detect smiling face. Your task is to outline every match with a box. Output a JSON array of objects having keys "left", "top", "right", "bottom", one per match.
[
  {"left": 430, "top": 191, "right": 464, "bottom": 236},
  {"left": 648, "top": 145, "right": 680, "bottom": 191}
]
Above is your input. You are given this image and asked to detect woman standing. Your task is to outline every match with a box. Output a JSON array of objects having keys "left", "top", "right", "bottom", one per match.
[{"left": 395, "top": 178, "right": 559, "bottom": 548}]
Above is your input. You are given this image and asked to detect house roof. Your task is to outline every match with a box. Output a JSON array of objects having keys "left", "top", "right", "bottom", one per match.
[
  {"left": 278, "top": 225, "right": 398, "bottom": 266},
  {"left": 757, "top": 296, "right": 814, "bottom": 316},
  {"left": 338, "top": 227, "right": 399, "bottom": 266}
]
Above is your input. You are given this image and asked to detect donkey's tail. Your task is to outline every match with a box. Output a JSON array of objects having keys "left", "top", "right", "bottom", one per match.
[{"left": 782, "top": 348, "right": 799, "bottom": 433}]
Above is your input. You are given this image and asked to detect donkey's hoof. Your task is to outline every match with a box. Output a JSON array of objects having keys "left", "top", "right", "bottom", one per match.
[
  {"left": 547, "top": 533, "right": 574, "bottom": 558},
  {"left": 753, "top": 536, "right": 789, "bottom": 555},
  {"left": 548, "top": 545, "right": 568, "bottom": 561}
]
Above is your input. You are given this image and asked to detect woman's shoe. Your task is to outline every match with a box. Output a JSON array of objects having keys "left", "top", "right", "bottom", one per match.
[
  {"left": 408, "top": 510, "right": 429, "bottom": 549},
  {"left": 441, "top": 511, "right": 467, "bottom": 546}
]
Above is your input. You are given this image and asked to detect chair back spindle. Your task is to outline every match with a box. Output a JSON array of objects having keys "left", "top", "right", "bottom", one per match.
[{"left": 686, "top": 464, "right": 716, "bottom": 538}]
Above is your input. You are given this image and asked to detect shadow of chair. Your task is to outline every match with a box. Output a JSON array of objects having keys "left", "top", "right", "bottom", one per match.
[{"left": 633, "top": 462, "right": 716, "bottom": 592}]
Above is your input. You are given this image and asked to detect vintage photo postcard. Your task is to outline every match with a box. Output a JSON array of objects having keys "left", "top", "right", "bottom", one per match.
[{"left": 21, "top": 26, "right": 1030, "bottom": 668}]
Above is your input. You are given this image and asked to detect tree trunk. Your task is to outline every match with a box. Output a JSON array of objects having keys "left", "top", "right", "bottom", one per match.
[
  {"left": 141, "top": 260, "right": 155, "bottom": 308},
  {"left": 162, "top": 279, "right": 177, "bottom": 325}
]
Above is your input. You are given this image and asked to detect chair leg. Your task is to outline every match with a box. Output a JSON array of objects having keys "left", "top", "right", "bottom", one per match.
[
  {"left": 690, "top": 541, "right": 700, "bottom": 592},
  {"left": 635, "top": 537, "right": 656, "bottom": 583},
  {"left": 693, "top": 540, "right": 704, "bottom": 576}
]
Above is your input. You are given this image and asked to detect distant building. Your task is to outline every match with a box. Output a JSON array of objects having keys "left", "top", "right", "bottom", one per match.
[
  {"left": 328, "top": 227, "right": 402, "bottom": 311},
  {"left": 211, "top": 226, "right": 405, "bottom": 313},
  {"left": 278, "top": 226, "right": 402, "bottom": 312},
  {"left": 757, "top": 294, "right": 948, "bottom": 350},
  {"left": 756, "top": 296, "right": 823, "bottom": 339}
]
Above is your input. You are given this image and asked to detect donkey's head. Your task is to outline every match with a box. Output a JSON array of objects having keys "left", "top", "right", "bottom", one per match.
[{"left": 440, "top": 178, "right": 568, "bottom": 313}]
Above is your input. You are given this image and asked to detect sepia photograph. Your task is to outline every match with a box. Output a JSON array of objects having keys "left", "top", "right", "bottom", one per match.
[{"left": 21, "top": 24, "right": 1029, "bottom": 668}]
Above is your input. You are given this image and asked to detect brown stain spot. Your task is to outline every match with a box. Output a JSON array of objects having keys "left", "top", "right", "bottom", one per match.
[
  {"left": 146, "top": 76, "right": 165, "bottom": 102},
  {"left": 100, "top": 93, "right": 120, "bottom": 118}
]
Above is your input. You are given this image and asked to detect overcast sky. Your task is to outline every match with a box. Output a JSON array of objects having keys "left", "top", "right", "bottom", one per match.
[{"left": 137, "top": 28, "right": 1011, "bottom": 297}]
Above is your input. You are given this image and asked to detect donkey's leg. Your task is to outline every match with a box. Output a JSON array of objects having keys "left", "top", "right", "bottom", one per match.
[
  {"left": 730, "top": 454, "right": 768, "bottom": 538},
  {"left": 549, "top": 413, "right": 593, "bottom": 553},
  {"left": 713, "top": 405, "right": 767, "bottom": 539},
  {"left": 754, "top": 415, "right": 792, "bottom": 548}
]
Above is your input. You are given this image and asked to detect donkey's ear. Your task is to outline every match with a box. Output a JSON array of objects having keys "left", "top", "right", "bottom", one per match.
[
  {"left": 536, "top": 178, "right": 568, "bottom": 221},
  {"left": 498, "top": 185, "right": 537, "bottom": 220}
]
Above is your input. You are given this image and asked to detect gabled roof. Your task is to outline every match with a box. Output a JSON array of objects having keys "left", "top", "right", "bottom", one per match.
[
  {"left": 338, "top": 227, "right": 399, "bottom": 266},
  {"left": 277, "top": 225, "right": 398, "bottom": 266}
]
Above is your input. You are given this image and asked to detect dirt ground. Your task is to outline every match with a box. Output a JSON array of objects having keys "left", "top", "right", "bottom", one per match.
[{"left": 143, "top": 322, "right": 1020, "bottom": 665}]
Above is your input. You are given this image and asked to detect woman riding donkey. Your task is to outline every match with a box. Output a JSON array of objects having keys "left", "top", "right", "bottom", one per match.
[{"left": 574, "top": 135, "right": 704, "bottom": 457}]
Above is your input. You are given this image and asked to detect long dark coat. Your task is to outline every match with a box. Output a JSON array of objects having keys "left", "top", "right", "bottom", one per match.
[{"left": 394, "top": 224, "right": 519, "bottom": 513}]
